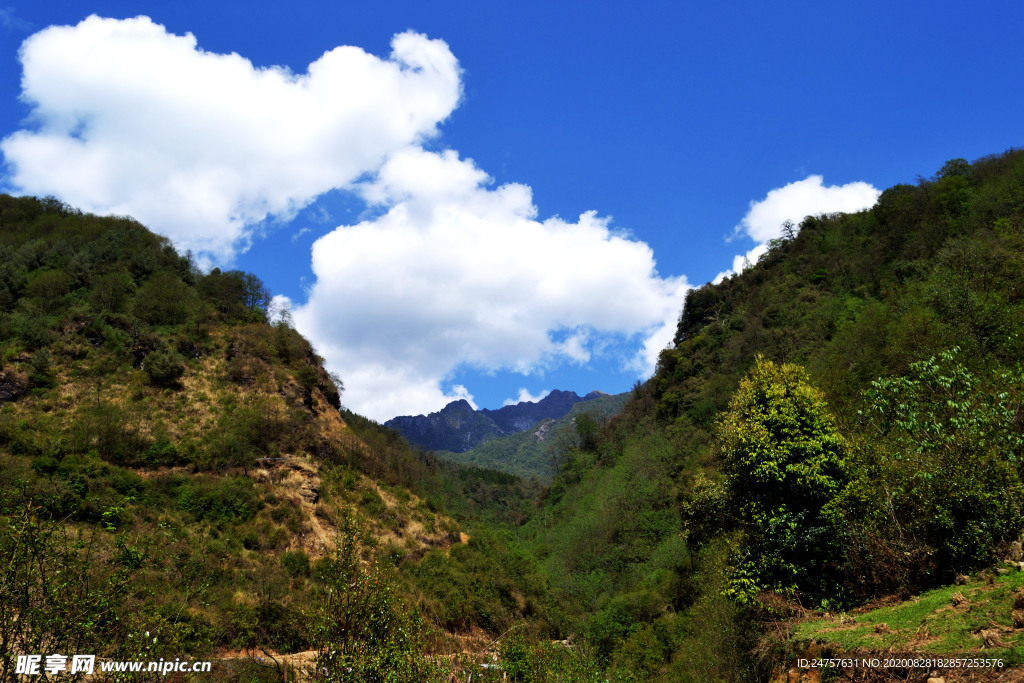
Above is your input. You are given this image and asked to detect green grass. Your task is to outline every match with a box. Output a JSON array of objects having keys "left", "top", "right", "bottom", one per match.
[{"left": 797, "top": 570, "right": 1024, "bottom": 659}]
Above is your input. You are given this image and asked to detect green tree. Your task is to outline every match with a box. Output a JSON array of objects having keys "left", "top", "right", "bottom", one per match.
[
  {"left": 28, "top": 348, "right": 53, "bottom": 388},
  {"left": 860, "top": 348, "right": 1024, "bottom": 571},
  {"left": 717, "top": 357, "right": 849, "bottom": 605},
  {"left": 199, "top": 269, "right": 270, "bottom": 321},
  {"left": 937, "top": 157, "right": 971, "bottom": 179},
  {"left": 89, "top": 268, "right": 135, "bottom": 313},
  {"left": 132, "top": 271, "right": 195, "bottom": 325}
]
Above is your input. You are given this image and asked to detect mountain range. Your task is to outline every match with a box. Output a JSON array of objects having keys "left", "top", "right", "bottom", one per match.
[
  {"left": 434, "top": 390, "right": 630, "bottom": 481},
  {"left": 384, "top": 389, "right": 607, "bottom": 452}
]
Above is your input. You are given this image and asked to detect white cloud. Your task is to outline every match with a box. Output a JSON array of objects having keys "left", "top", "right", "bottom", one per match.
[
  {"left": 737, "top": 175, "right": 880, "bottom": 243},
  {"left": 715, "top": 175, "right": 880, "bottom": 282},
  {"left": 503, "top": 388, "right": 551, "bottom": 407},
  {"left": 292, "top": 148, "right": 689, "bottom": 421},
  {"left": 1, "top": 16, "right": 461, "bottom": 261},
  {"left": 2, "top": 16, "right": 689, "bottom": 422}
]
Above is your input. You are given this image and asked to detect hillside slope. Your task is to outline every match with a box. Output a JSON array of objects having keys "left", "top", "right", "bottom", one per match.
[
  {"left": 0, "top": 195, "right": 565, "bottom": 679},
  {"left": 6, "top": 148, "right": 1024, "bottom": 681}
]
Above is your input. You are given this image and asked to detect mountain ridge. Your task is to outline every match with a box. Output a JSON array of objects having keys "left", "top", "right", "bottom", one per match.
[
  {"left": 434, "top": 391, "right": 630, "bottom": 481},
  {"left": 385, "top": 388, "right": 603, "bottom": 452}
]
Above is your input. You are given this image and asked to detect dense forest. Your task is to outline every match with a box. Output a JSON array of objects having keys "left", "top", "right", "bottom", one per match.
[{"left": 2, "top": 148, "right": 1024, "bottom": 681}]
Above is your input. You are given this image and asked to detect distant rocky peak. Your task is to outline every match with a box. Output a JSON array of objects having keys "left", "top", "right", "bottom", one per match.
[
  {"left": 385, "top": 389, "right": 603, "bottom": 453},
  {"left": 440, "top": 398, "right": 475, "bottom": 413}
]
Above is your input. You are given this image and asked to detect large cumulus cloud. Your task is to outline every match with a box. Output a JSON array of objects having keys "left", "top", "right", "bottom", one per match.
[
  {"left": 1, "top": 16, "right": 690, "bottom": 422},
  {"left": 289, "top": 148, "right": 689, "bottom": 421},
  {"left": 1, "top": 15, "right": 461, "bottom": 260}
]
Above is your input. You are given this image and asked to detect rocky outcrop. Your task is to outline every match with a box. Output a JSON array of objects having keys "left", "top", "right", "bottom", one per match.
[
  {"left": 482, "top": 390, "right": 587, "bottom": 434},
  {"left": 0, "top": 368, "right": 28, "bottom": 403}
]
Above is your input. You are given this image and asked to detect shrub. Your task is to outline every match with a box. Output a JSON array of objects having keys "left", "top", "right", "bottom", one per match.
[
  {"left": 282, "top": 550, "right": 311, "bottom": 578},
  {"left": 858, "top": 348, "right": 1024, "bottom": 573},
  {"left": 175, "top": 477, "right": 262, "bottom": 523},
  {"left": 143, "top": 347, "right": 185, "bottom": 387},
  {"left": 0, "top": 503, "right": 142, "bottom": 673},
  {"left": 311, "top": 516, "right": 435, "bottom": 682}
]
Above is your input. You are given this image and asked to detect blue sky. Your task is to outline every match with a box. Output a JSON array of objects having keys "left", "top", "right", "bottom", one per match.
[{"left": 1, "top": 1, "right": 1022, "bottom": 420}]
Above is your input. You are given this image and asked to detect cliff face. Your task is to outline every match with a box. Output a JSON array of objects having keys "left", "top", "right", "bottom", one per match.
[{"left": 385, "top": 389, "right": 598, "bottom": 452}]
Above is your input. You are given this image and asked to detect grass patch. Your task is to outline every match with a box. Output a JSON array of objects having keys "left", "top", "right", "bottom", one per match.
[{"left": 797, "top": 570, "right": 1024, "bottom": 658}]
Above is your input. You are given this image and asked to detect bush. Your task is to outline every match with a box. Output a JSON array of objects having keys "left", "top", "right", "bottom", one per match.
[
  {"left": 175, "top": 477, "right": 262, "bottom": 523},
  {"left": 858, "top": 348, "right": 1024, "bottom": 573},
  {"left": 0, "top": 503, "right": 143, "bottom": 671},
  {"left": 311, "top": 517, "right": 435, "bottom": 682},
  {"left": 143, "top": 347, "right": 185, "bottom": 387},
  {"left": 282, "top": 550, "right": 311, "bottom": 578}
]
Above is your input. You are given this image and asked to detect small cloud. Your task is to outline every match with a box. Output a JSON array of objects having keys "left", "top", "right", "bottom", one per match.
[
  {"left": 311, "top": 205, "right": 332, "bottom": 223},
  {"left": 717, "top": 175, "right": 880, "bottom": 281},
  {"left": 503, "top": 388, "right": 550, "bottom": 406},
  {"left": 291, "top": 227, "right": 311, "bottom": 243},
  {"left": 735, "top": 175, "right": 879, "bottom": 244},
  {"left": 0, "top": 7, "right": 33, "bottom": 32}
]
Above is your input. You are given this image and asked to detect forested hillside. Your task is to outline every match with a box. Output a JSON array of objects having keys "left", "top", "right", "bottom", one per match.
[
  {"left": 519, "top": 149, "right": 1024, "bottom": 680},
  {"left": 385, "top": 389, "right": 602, "bottom": 454},
  {"left": 0, "top": 195, "right": 571, "bottom": 681},
  {"left": 435, "top": 391, "right": 629, "bottom": 481}
]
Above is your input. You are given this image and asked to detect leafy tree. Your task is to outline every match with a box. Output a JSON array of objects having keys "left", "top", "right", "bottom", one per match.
[
  {"left": 199, "top": 269, "right": 270, "bottom": 321},
  {"left": 859, "top": 348, "right": 1024, "bottom": 571},
  {"left": 574, "top": 413, "right": 599, "bottom": 451},
  {"left": 23, "top": 269, "right": 71, "bottom": 312},
  {"left": 132, "top": 271, "right": 195, "bottom": 325},
  {"left": 717, "top": 357, "right": 849, "bottom": 605},
  {"left": 28, "top": 348, "right": 53, "bottom": 388},
  {"left": 89, "top": 268, "right": 135, "bottom": 313},
  {"left": 937, "top": 157, "right": 972, "bottom": 179}
]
